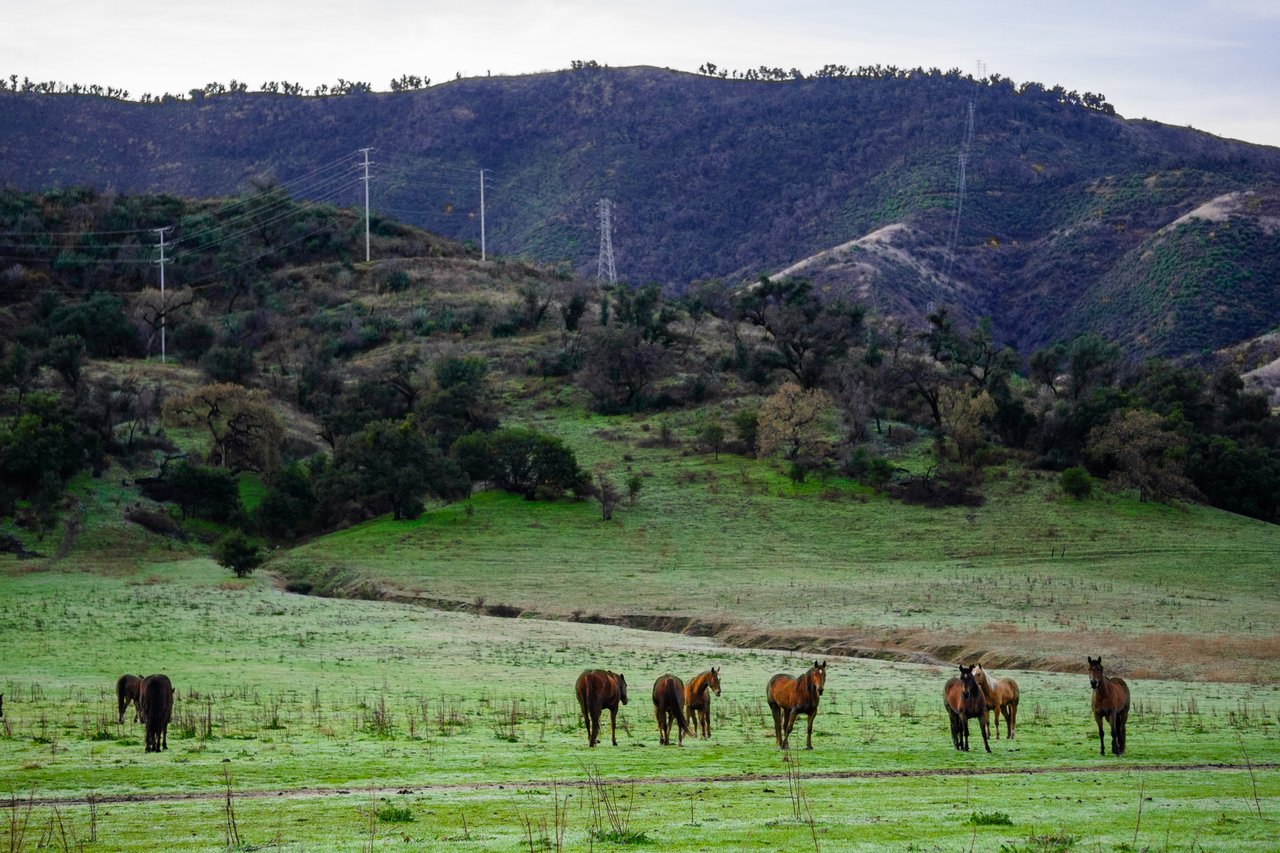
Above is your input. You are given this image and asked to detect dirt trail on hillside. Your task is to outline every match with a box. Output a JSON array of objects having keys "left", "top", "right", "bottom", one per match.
[{"left": 7, "top": 763, "right": 1275, "bottom": 810}]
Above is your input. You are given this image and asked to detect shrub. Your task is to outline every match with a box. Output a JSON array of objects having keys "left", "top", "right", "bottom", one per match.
[
  {"left": 1059, "top": 466, "right": 1093, "bottom": 500},
  {"left": 214, "top": 531, "right": 264, "bottom": 578}
]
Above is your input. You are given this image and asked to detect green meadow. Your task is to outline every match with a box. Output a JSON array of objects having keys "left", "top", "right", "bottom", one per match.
[{"left": 1, "top": 558, "right": 1277, "bottom": 851}]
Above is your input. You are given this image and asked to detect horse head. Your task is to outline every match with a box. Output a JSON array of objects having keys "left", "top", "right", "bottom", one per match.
[
  {"left": 959, "top": 664, "right": 977, "bottom": 699},
  {"left": 811, "top": 660, "right": 827, "bottom": 696},
  {"left": 1087, "top": 656, "right": 1103, "bottom": 690},
  {"left": 709, "top": 666, "right": 722, "bottom": 697},
  {"left": 617, "top": 673, "right": 629, "bottom": 705}
]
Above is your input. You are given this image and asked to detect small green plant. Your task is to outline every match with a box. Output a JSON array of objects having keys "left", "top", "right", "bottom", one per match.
[
  {"left": 376, "top": 804, "right": 414, "bottom": 823},
  {"left": 214, "top": 531, "right": 264, "bottom": 578},
  {"left": 968, "top": 810, "right": 1014, "bottom": 826}
]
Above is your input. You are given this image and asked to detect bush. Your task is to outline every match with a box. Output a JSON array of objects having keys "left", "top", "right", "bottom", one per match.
[{"left": 1059, "top": 466, "right": 1093, "bottom": 500}]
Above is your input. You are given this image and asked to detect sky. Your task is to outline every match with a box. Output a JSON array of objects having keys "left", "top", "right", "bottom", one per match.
[{"left": 5, "top": 0, "right": 1280, "bottom": 148}]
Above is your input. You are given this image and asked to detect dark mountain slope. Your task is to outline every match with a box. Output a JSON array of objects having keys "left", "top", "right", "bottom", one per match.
[{"left": 3, "top": 66, "right": 1279, "bottom": 356}]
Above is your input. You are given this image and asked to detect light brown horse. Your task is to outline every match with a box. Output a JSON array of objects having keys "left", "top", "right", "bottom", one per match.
[
  {"left": 943, "top": 664, "right": 991, "bottom": 753},
  {"left": 685, "top": 667, "right": 721, "bottom": 739},
  {"left": 576, "top": 669, "right": 628, "bottom": 747},
  {"left": 767, "top": 661, "right": 827, "bottom": 750},
  {"left": 116, "top": 674, "right": 144, "bottom": 724},
  {"left": 139, "top": 673, "right": 174, "bottom": 753},
  {"left": 652, "top": 674, "right": 691, "bottom": 746},
  {"left": 1088, "top": 656, "right": 1129, "bottom": 756},
  {"left": 972, "top": 664, "right": 1019, "bottom": 739}
]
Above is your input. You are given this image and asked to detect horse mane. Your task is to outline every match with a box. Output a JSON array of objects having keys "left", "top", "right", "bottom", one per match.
[{"left": 976, "top": 666, "right": 998, "bottom": 693}]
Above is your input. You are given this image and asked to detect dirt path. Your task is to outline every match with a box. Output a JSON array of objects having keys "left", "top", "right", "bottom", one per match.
[{"left": 7, "top": 762, "right": 1274, "bottom": 809}]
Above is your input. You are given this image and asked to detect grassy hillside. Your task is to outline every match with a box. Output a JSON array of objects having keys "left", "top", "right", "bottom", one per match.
[{"left": 4, "top": 67, "right": 1280, "bottom": 356}]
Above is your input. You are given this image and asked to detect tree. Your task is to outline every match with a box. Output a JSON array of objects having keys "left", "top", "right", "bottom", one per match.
[
  {"left": 579, "top": 325, "right": 669, "bottom": 413},
  {"left": 757, "top": 382, "right": 833, "bottom": 462},
  {"left": 595, "top": 472, "right": 621, "bottom": 520},
  {"left": 1087, "top": 409, "right": 1195, "bottom": 503},
  {"left": 332, "top": 417, "right": 469, "bottom": 520},
  {"left": 699, "top": 421, "right": 726, "bottom": 459},
  {"left": 130, "top": 286, "right": 195, "bottom": 359},
  {"left": 734, "top": 277, "right": 864, "bottom": 389},
  {"left": 452, "top": 427, "right": 590, "bottom": 501},
  {"left": 938, "top": 387, "right": 996, "bottom": 468},
  {"left": 142, "top": 461, "right": 240, "bottom": 521},
  {"left": 254, "top": 463, "right": 318, "bottom": 541},
  {"left": 215, "top": 531, "right": 264, "bottom": 578},
  {"left": 165, "top": 384, "right": 284, "bottom": 477}
]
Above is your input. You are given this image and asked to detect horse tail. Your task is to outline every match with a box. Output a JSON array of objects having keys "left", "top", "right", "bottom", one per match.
[
  {"left": 666, "top": 679, "right": 691, "bottom": 737},
  {"left": 116, "top": 675, "right": 127, "bottom": 719}
]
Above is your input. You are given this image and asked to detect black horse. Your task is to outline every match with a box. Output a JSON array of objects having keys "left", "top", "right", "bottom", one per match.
[{"left": 139, "top": 674, "right": 174, "bottom": 753}]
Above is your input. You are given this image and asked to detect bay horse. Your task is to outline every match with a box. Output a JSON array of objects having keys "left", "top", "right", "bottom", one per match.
[
  {"left": 1088, "top": 656, "right": 1129, "bottom": 756},
  {"left": 972, "top": 664, "right": 1019, "bottom": 739},
  {"left": 766, "top": 660, "right": 826, "bottom": 750},
  {"left": 116, "top": 674, "right": 144, "bottom": 724},
  {"left": 685, "top": 667, "right": 721, "bottom": 739},
  {"left": 651, "top": 674, "right": 691, "bottom": 746},
  {"left": 575, "top": 669, "right": 628, "bottom": 747},
  {"left": 139, "top": 674, "right": 174, "bottom": 753},
  {"left": 943, "top": 664, "right": 991, "bottom": 752}
]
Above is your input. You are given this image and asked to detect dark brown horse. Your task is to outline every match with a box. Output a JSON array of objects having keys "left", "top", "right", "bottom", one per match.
[
  {"left": 652, "top": 674, "right": 691, "bottom": 746},
  {"left": 1088, "top": 656, "right": 1129, "bottom": 756},
  {"left": 972, "top": 664, "right": 1019, "bottom": 739},
  {"left": 685, "top": 667, "right": 721, "bottom": 739},
  {"left": 767, "top": 660, "right": 827, "bottom": 750},
  {"left": 116, "top": 674, "right": 144, "bottom": 724},
  {"left": 943, "top": 664, "right": 991, "bottom": 752},
  {"left": 576, "top": 669, "right": 628, "bottom": 747},
  {"left": 139, "top": 674, "right": 173, "bottom": 753}
]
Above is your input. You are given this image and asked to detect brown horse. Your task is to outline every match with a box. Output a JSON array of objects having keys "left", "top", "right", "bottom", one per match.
[
  {"left": 139, "top": 674, "right": 174, "bottom": 753},
  {"left": 652, "top": 674, "right": 691, "bottom": 746},
  {"left": 943, "top": 664, "right": 991, "bottom": 752},
  {"left": 116, "top": 674, "right": 144, "bottom": 724},
  {"left": 576, "top": 669, "right": 628, "bottom": 747},
  {"left": 685, "top": 667, "right": 721, "bottom": 739},
  {"left": 1088, "top": 656, "right": 1129, "bottom": 756},
  {"left": 972, "top": 664, "right": 1019, "bottom": 739},
  {"left": 767, "top": 660, "right": 827, "bottom": 750}
]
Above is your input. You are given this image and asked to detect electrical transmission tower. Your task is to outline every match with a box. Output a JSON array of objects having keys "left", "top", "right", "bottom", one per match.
[
  {"left": 596, "top": 198, "right": 616, "bottom": 284},
  {"left": 945, "top": 101, "right": 975, "bottom": 278}
]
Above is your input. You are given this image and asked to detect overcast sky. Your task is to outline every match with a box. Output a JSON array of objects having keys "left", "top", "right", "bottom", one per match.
[{"left": 5, "top": 0, "right": 1279, "bottom": 147}]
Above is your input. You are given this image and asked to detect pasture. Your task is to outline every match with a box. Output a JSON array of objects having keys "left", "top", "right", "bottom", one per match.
[{"left": 1, "top": 560, "right": 1277, "bottom": 850}]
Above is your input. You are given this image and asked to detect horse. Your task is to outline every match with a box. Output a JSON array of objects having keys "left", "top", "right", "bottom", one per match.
[
  {"left": 652, "top": 674, "right": 691, "bottom": 746},
  {"left": 972, "top": 664, "right": 1019, "bottom": 739},
  {"left": 1088, "top": 656, "right": 1130, "bottom": 756},
  {"left": 139, "top": 674, "right": 174, "bottom": 753},
  {"left": 575, "top": 669, "right": 628, "bottom": 747},
  {"left": 685, "top": 667, "right": 721, "bottom": 739},
  {"left": 116, "top": 674, "right": 144, "bottom": 724},
  {"left": 943, "top": 664, "right": 991, "bottom": 752},
  {"left": 766, "top": 660, "right": 827, "bottom": 750}
]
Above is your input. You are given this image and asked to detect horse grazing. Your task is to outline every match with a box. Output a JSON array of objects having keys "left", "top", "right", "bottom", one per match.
[
  {"left": 943, "top": 664, "right": 991, "bottom": 753},
  {"left": 116, "top": 674, "right": 144, "bottom": 724},
  {"left": 576, "top": 669, "right": 628, "bottom": 748},
  {"left": 139, "top": 674, "right": 174, "bottom": 753},
  {"left": 1088, "top": 656, "right": 1130, "bottom": 756},
  {"left": 767, "top": 661, "right": 827, "bottom": 750},
  {"left": 685, "top": 667, "right": 721, "bottom": 739},
  {"left": 652, "top": 674, "right": 691, "bottom": 746},
  {"left": 972, "top": 664, "right": 1019, "bottom": 739}
]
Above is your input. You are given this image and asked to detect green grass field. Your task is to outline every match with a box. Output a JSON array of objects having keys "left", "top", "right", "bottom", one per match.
[{"left": 1, "top": 561, "right": 1276, "bottom": 851}]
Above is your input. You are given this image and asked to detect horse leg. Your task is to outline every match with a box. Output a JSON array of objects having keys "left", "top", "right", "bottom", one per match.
[
  {"left": 705, "top": 703, "right": 712, "bottom": 739},
  {"left": 979, "top": 710, "right": 991, "bottom": 753},
  {"left": 960, "top": 715, "right": 970, "bottom": 751},
  {"left": 655, "top": 706, "right": 665, "bottom": 745},
  {"left": 780, "top": 708, "right": 797, "bottom": 750},
  {"left": 1006, "top": 703, "right": 1016, "bottom": 740},
  {"left": 804, "top": 711, "right": 815, "bottom": 750},
  {"left": 609, "top": 706, "right": 618, "bottom": 747},
  {"left": 1096, "top": 712, "right": 1106, "bottom": 756},
  {"left": 588, "top": 709, "right": 599, "bottom": 747},
  {"left": 769, "top": 702, "right": 783, "bottom": 748},
  {"left": 1117, "top": 708, "right": 1128, "bottom": 755}
]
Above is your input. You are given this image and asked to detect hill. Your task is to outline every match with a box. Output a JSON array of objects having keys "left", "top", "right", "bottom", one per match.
[{"left": 4, "top": 65, "right": 1280, "bottom": 357}]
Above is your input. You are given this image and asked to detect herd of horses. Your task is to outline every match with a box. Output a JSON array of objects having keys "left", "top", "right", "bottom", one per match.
[
  {"left": 60, "top": 657, "right": 1128, "bottom": 758},
  {"left": 577, "top": 657, "right": 1130, "bottom": 757}
]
